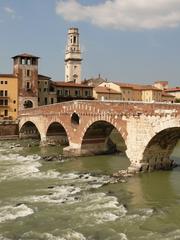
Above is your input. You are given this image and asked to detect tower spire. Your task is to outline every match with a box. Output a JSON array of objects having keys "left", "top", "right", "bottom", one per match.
[{"left": 65, "top": 28, "right": 82, "bottom": 84}]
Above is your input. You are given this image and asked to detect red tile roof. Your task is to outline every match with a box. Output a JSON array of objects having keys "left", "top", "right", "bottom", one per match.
[
  {"left": 12, "top": 53, "right": 39, "bottom": 58},
  {"left": 0, "top": 74, "right": 17, "bottom": 78},
  {"left": 154, "top": 81, "right": 168, "bottom": 86},
  {"left": 95, "top": 86, "right": 121, "bottom": 94},
  {"left": 162, "top": 92, "right": 175, "bottom": 98},
  {"left": 38, "top": 74, "right": 51, "bottom": 80},
  {"left": 116, "top": 82, "right": 161, "bottom": 91},
  {"left": 52, "top": 81, "right": 93, "bottom": 88},
  {"left": 165, "top": 87, "right": 180, "bottom": 92}
]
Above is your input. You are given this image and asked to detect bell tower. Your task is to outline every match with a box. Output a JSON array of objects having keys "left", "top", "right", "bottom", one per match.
[
  {"left": 12, "top": 53, "right": 39, "bottom": 111},
  {"left": 65, "top": 28, "right": 82, "bottom": 84}
]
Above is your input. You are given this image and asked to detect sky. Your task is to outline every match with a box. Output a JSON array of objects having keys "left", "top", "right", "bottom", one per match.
[{"left": 0, "top": 0, "right": 180, "bottom": 86}]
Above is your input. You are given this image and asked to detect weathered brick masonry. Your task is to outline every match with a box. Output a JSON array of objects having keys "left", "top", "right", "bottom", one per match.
[
  {"left": 0, "top": 121, "right": 19, "bottom": 138},
  {"left": 19, "top": 100, "right": 180, "bottom": 172}
]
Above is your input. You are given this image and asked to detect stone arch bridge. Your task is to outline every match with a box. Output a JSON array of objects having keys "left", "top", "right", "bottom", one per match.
[{"left": 19, "top": 100, "right": 180, "bottom": 172}]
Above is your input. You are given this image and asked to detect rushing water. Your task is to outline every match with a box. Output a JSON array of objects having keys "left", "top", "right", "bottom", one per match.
[{"left": 0, "top": 140, "right": 180, "bottom": 240}]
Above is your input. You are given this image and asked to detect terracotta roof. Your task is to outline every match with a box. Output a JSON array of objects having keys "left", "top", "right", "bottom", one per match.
[
  {"left": 116, "top": 83, "right": 134, "bottom": 89},
  {"left": 116, "top": 82, "right": 161, "bottom": 91},
  {"left": 154, "top": 81, "right": 168, "bottom": 86},
  {"left": 140, "top": 85, "right": 162, "bottom": 91},
  {"left": 52, "top": 81, "right": 93, "bottom": 88},
  {"left": 165, "top": 87, "right": 180, "bottom": 92},
  {"left": 38, "top": 74, "right": 51, "bottom": 80},
  {"left": 162, "top": 92, "right": 175, "bottom": 98},
  {"left": 12, "top": 53, "right": 39, "bottom": 58},
  {"left": 0, "top": 74, "right": 17, "bottom": 78},
  {"left": 95, "top": 86, "right": 121, "bottom": 94}
]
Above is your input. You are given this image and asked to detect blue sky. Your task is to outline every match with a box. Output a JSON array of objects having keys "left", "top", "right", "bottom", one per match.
[{"left": 0, "top": 0, "right": 180, "bottom": 86}]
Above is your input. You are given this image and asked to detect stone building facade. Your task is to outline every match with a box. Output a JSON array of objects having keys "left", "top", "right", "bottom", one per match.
[
  {"left": 12, "top": 53, "right": 39, "bottom": 111},
  {"left": 0, "top": 74, "right": 18, "bottom": 120}
]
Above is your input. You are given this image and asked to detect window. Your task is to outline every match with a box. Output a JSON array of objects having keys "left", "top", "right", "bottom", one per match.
[
  {"left": 57, "top": 89, "right": 63, "bottom": 95},
  {"left": 45, "top": 81, "right": 47, "bottom": 85},
  {"left": 27, "top": 59, "right": 31, "bottom": 65},
  {"left": 0, "top": 90, "right": 3, "bottom": 96},
  {"left": 44, "top": 88, "right": 47, "bottom": 92},
  {"left": 45, "top": 97, "right": 47, "bottom": 105},
  {"left": 0, "top": 100, "right": 3, "bottom": 105},
  {"left": 14, "top": 109, "right": 16, "bottom": 112},
  {"left": 24, "top": 100, "right": 33, "bottom": 108},
  {"left": 32, "top": 59, "right": 37, "bottom": 65},
  {"left": 13, "top": 100, "right": 16, "bottom": 104},
  {"left": 38, "top": 98, "right": 40, "bottom": 102},
  {"left": 0, "top": 81, "right": 3, "bottom": 84},
  {"left": 5, "top": 81, "right": 7, "bottom": 84},
  {"left": 65, "top": 90, "right": 69, "bottom": 96},
  {"left": 27, "top": 70, "right": 30, "bottom": 77},
  {"left": 4, "top": 110, "right": 8, "bottom": 116},
  {"left": 27, "top": 82, "right": 30, "bottom": 90},
  {"left": 5, "top": 90, "right": 7, "bottom": 97},
  {"left": 85, "top": 90, "right": 89, "bottom": 97},
  {"left": 51, "top": 98, "right": 54, "bottom": 104},
  {"left": 75, "top": 90, "right": 80, "bottom": 97},
  {"left": 74, "top": 36, "right": 76, "bottom": 43}
]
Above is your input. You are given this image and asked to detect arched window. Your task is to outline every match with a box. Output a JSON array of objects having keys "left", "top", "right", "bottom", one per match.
[{"left": 24, "top": 100, "right": 33, "bottom": 108}]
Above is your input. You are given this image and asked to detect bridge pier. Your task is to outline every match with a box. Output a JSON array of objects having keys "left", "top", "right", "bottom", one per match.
[
  {"left": 40, "top": 134, "right": 47, "bottom": 146},
  {"left": 63, "top": 136, "right": 118, "bottom": 157},
  {"left": 63, "top": 143, "right": 82, "bottom": 157}
]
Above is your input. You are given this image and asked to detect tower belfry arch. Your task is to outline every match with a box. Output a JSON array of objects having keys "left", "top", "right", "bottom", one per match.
[{"left": 65, "top": 28, "right": 82, "bottom": 84}]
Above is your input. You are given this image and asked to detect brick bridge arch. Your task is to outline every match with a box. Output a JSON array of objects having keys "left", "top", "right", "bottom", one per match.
[
  {"left": 19, "top": 119, "right": 42, "bottom": 139},
  {"left": 77, "top": 118, "right": 127, "bottom": 156},
  {"left": 19, "top": 100, "right": 180, "bottom": 172}
]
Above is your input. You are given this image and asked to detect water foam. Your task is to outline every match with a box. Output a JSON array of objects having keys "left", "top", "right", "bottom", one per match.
[
  {"left": 0, "top": 204, "right": 34, "bottom": 223},
  {"left": 22, "top": 230, "right": 86, "bottom": 240},
  {"left": 0, "top": 153, "right": 41, "bottom": 181},
  {"left": 74, "top": 192, "right": 127, "bottom": 225},
  {"left": 0, "top": 235, "right": 11, "bottom": 240},
  {"left": 22, "top": 185, "right": 81, "bottom": 204}
]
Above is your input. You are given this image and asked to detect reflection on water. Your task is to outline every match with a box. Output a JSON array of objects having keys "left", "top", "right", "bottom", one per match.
[{"left": 0, "top": 139, "right": 179, "bottom": 240}]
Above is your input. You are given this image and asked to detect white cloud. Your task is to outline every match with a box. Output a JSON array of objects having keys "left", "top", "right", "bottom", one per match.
[
  {"left": 4, "top": 7, "right": 16, "bottom": 19},
  {"left": 56, "top": 0, "right": 180, "bottom": 30}
]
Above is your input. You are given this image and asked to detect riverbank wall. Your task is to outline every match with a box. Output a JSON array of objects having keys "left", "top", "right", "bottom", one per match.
[{"left": 0, "top": 120, "right": 19, "bottom": 140}]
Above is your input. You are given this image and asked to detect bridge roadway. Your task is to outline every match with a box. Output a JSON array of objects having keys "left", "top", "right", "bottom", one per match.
[{"left": 19, "top": 100, "right": 180, "bottom": 172}]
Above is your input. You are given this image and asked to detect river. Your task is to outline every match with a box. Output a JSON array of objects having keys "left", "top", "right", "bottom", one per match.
[{"left": 0, "top": 140, "right": 180, "bottom": 240}]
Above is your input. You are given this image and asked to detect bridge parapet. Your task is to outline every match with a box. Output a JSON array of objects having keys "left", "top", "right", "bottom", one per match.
[{"left": 19, "top": 100, "right": 180, "bottom": 117}]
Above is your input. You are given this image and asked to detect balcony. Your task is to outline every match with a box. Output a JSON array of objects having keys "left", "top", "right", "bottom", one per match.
[{"left": 0, "top": 96, "right": 9, "bottom": 99}]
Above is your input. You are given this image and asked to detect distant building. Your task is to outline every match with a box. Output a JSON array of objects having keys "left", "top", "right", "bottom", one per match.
[
  {"left": 97, "top": 81, "right": 162, "bottom": 102},
  {"left": 94, "top": 85, "right": 122, "bottom": 100},
  {"left": 154, "top": 81, "right": 169, "bottom": 90},
  {"left": 165, "top": 87, "right": 180, "bottom": 102},
  {"left": 0, "top": 74, "right": 18, "bottom": 120},
  {"left": 65, "top": 28, "right": 82, "bottom": 84},
  {"left": 38, "top": 74, "right": 52, "bottom": 106},
  {"left": 84, "top": 75, "right": 107, "bottom": 87},
  {"left": 161, "top": 92, "right": 175, "bottom": 103},
  {"left": 12, "top": 53, "right": 39, "bottom": 111},
  {"left": 51, "top": 81, "right": 93, "bottom": 102}
]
